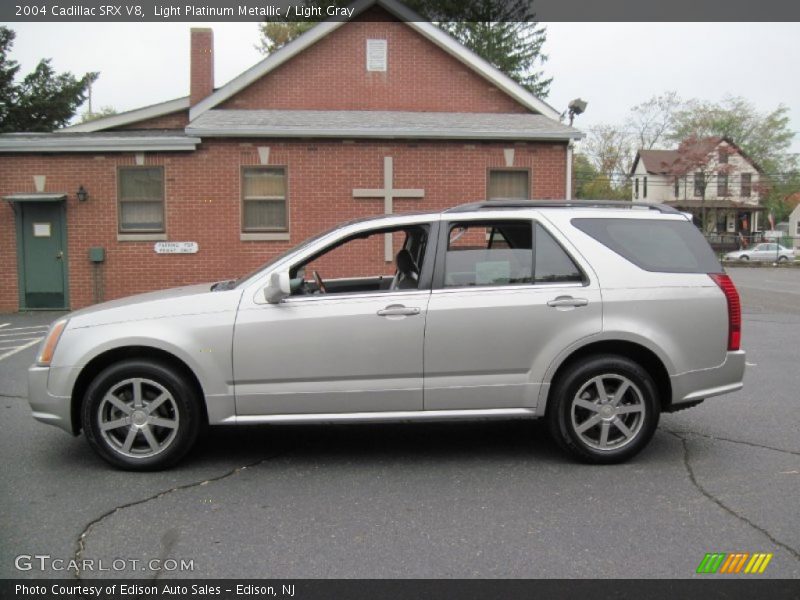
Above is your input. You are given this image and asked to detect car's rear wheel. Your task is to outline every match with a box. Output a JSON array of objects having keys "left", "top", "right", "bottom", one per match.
[
  {"left": 547, "top": 354, "right": 660, "bottom": 464},
  {"left": 82, "top": 359, "right": 202, "bottom": 470}
]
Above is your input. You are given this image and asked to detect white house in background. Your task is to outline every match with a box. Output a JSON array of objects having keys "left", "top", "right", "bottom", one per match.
[
  {"left": 789, "top": 204, "right": 800, "bottom": 249},
  {"left": 630, "top": 137, "right": 764, "bottom": 242}
]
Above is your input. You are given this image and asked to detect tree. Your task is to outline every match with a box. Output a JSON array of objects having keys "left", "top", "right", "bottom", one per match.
[
  {"left": 256, "top": 0, "right": 553, "bottom": 98},
  {"left": 428, "top": 0, "right": 552, "bottom": 98},
  {"left": 256, "top": 22, "right": 317, "bottom": 56},
  {"left": 80, "top": 106, "right": 117, "bottom": 124},
  {"left": 581, "top": 124, "right": 634, "bottom": 189},
  {"left": 628, "top": 91, "right": 681, "bottom": 151},
  {"left": 572, "top": 153, "right": 628, "bottom": 200},
  {"left": 0, "top": 26, "right": 97, "bottom": 133},
  {"left": 670, "top": 96, "right": 795, "bottom": 172}
]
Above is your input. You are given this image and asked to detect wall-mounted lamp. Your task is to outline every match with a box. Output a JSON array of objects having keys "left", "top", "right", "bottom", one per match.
[{"left": 76, "top": 185, "right": 88, "bottom": 202}]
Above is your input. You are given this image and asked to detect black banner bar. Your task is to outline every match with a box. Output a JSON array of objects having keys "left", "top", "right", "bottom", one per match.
[
  {"left": 3, "top": 0, "right": 800, "bottom": 23},
  {"left": 3, "top": 579, "right": 800, "bottom": 600}
]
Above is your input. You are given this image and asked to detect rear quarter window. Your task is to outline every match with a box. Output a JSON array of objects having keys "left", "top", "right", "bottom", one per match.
[{"left": 571, "top": 218, "right": 722, "bottom": 273}]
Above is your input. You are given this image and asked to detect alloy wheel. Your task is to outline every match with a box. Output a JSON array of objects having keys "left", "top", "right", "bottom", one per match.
[
  {"left": 570, "top": 374, "right": 646, "bottom": 451},
  {"left": 98, "top": 377, "right": 180, "bottom": 458}
]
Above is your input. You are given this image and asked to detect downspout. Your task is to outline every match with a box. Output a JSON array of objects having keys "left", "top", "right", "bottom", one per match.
[{"left": 565, "top": 141, "right": 574, "bottom": 200}]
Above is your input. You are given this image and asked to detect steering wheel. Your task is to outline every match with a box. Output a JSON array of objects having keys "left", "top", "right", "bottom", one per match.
[{"left": 312, "top": 270, "right": 327, "bottom": 294}]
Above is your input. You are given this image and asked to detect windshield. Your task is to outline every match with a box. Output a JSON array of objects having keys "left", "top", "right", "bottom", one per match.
[{"left": 232, "top": 226, "right": 340, "bottom": 288}]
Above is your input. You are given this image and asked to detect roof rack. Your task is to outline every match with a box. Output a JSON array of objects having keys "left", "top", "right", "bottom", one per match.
[{"left": 445, "top": 199, "right": 682, "bottom": 215}]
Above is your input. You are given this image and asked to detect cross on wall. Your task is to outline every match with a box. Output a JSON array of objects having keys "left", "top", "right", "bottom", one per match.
[{"left": 353, "top": 156, "right": 425, "bottom": 262}]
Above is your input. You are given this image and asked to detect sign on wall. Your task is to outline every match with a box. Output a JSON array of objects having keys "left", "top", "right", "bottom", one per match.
[{"left": 154, "top": 241, "right": 199, "bottom": 254}]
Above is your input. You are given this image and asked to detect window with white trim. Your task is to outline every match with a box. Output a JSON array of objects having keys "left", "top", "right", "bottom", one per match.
[
  {"left": 242, "top": 167, "right": 288, "bottom": 232},
  {"left": 118, "top": 167, "right": 165, "bottom": 233}
]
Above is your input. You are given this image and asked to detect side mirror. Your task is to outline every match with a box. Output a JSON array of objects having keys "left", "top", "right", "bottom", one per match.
[{"left": 263, "top": 270, "right": 291, "bottom": 304}]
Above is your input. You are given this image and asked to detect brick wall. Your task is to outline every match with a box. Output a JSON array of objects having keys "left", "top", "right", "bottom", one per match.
[
  {"left": 113, "top": 110, "right": 190, "bottom": 131},
  {"left": 221, "top": 11, "right": 530, "bottom": 114},
  {"left": 0, "top": 139, "right": 567, "bottom": 311}
]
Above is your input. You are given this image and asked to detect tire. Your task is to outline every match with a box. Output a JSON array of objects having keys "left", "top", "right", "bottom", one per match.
[
  {"left": 547, "top": 354, "right": 660, "bottom": 464},
  {"left": 81, "top": 359, "right": 202, "bottom": 470},
  {"left": 777, "top": 256, "right": 788, "bottom": 263},
  {"left": 739, "top": 255, "right": 749, "bottom": 261}
]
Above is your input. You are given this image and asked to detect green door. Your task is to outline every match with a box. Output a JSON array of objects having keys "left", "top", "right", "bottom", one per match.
[{"left": 18, "top": 202, "right": 68, "bottom": 309}]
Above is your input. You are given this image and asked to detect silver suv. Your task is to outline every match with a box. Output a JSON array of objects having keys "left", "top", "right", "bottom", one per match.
[{"left": 28, "top": 201, "right": 745, "bottom": 469}]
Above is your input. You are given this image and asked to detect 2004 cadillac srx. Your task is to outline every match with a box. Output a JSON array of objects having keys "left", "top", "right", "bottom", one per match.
[{"left": 28, "top": 201, "right": 745, "bottom": 469}]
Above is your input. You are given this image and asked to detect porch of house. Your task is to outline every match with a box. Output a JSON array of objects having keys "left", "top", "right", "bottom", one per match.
[{"left": 665, "top": 199, "right": 765, "bottom": 253}]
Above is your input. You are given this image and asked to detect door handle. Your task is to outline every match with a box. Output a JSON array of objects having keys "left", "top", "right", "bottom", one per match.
[
  {"left": 377, "top": 304, "right": 420, "bottom": 317},
  {"left": 547, "top": 296, "right": 588, "bottom": 309},
  {"left": 56, "top": 251, "right": 64, "bottom": 260}
]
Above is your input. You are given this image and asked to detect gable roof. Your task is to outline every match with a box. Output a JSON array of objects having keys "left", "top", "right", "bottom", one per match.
[
  {"left": 633, "top": 149, "right": 681, "bottom": 175},
  {"left": 632, "top": 137, "right": 763, "bottom": 176},
  {"left": 186, "top": 109, "right": 582, "bottom": 140},
  {"left": 61, "top": 96, "right": 189, "bottom": 133},
  {"left": 189, "top": 0, "right": 561, "bottom": 122}
]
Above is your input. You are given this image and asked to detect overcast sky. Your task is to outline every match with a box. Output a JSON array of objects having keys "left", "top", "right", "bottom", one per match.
[{"left": 9, "top": 21, "right": 800, "bottom": 153}]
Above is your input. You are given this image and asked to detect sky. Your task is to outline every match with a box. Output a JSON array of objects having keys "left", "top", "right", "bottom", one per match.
[{"left": 8, "top": 21, "right": 800, "bottom": 153}]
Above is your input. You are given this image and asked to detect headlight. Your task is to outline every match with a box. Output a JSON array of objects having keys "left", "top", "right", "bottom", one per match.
[{"left": 36, "top": 319, "right": 68, "bottom": 367}]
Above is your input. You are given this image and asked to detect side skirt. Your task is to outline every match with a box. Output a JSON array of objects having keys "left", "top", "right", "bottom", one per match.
[{"left": 220, "top": 408, "right": 537, "bottom": 426}]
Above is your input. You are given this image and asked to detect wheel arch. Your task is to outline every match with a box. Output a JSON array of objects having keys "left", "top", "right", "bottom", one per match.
[
  {"left": 542, "top": 340, "right": 673, "bottom": 415},
  {"left": 70, "top": 346, "right": 208, "bottom": 435}
]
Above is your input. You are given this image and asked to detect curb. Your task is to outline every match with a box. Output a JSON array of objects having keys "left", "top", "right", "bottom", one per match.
[{"left": 721, "top": 261, "right": 800, "bottom": 268}]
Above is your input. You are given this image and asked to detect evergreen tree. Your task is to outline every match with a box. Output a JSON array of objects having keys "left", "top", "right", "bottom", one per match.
[
  {"left": 430, "top": 0, "right": 552, "bottom": 98},
  {"left": 0, "top": 26, "right": 96, "bottom": 133}
]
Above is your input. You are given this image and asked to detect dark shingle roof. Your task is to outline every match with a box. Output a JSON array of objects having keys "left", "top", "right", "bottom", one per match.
[
  {"left": 636, "top": 149, "right": 681, "bottom": 174},
  {"left": 185, "top": 109, "right": 582, "bottom": 141}
]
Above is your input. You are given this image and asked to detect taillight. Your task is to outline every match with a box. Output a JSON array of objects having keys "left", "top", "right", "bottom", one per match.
[{"left": 709, "top": 273, "right": 741, "bottom": 351}]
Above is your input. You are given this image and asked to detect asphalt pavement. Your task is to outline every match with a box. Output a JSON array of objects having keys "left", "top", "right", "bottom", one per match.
[{"left": 1, "top": 267, "right": 798, "bottom": 579}]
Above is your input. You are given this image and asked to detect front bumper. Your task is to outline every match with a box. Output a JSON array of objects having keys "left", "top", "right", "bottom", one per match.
[
  {"left": 27, "top": 366, "right": 75, "bottom": 434},
  {"left": 670, "top": 350, "right": 746, "bottom": 407}
]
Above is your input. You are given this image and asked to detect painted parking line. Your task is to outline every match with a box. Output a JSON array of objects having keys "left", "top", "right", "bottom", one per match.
[
  {"left": 0, "top": 328, "right": 49, "bottom": 337},
  {"left": 0, "top": 325, "right": 48, "bottom": 361},
  {"left": 0, "top": 337, "right": 42, "bottom": 362}
]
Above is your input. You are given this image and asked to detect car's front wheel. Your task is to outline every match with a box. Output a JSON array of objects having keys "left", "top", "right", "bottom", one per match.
[
  {"left": 739, "top": 255, "right": 750, "bottom": 261},
  {"left": 81, "top": 359, "right": 202, "bottom": 470},
  {"left": 547, "top": 355, "right": 660, "bottom": 464},
  {"left": 777, "top": 255, "right": 789, "bottom": 263}
]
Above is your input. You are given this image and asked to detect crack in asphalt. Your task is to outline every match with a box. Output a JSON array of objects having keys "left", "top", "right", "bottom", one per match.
[
  {"left": 0, "top": 392, "right": 28, "bottom": 400},
  {"left": 666, "top": 428, "right": 800, "bottom": 457},
  {"left": 665, "top": 429, "right": 800, "bottom": 562},
  {"left": 72, "top": 451, "right": 286, "bottom": 582}
]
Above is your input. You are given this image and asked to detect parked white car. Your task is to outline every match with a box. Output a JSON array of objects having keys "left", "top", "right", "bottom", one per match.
[{"left": 724, "top": 243, "right": 795, "bottom": 263}]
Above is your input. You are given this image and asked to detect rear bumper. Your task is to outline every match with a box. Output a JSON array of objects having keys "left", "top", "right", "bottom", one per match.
[
  {"left": 27, "top": 365, "right": 75, "bottom": 434},
  {"left": 670, "top": 350, "right": 746, "bottom": 407}
]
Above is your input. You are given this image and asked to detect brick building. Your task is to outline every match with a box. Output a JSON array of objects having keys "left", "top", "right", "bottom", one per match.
[{"left": 0, "top": 0, "right": 581, "bottom": 312}]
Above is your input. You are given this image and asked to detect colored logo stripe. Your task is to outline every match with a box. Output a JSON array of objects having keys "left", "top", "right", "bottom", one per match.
[
  {"left": 719, "top": 553, "right": 749, "bottom": 573},
  {"left": 744, "top": 553, "right": 773, "bottom": 574},
  {"left": 697, "top": 552, "right": 773, "bottom": 574},
  {"left": 697, "top": 553, "right": 726, "bottom": 573}
]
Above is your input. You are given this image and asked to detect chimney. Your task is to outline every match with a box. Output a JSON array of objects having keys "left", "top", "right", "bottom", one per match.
[{"left": 190, "top": 28, "right": 214, "bottom": 106}]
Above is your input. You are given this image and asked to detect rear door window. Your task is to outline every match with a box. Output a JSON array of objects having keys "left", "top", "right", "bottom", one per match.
[
  {"left": 571, "top": 218, "right": 721, "bottom": 273},
  {"left": 444, "top": 221, "right": 532, "bottom": 287},
  {"left": 441, "top": 220, "right": 584, "bottom": 287}
]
